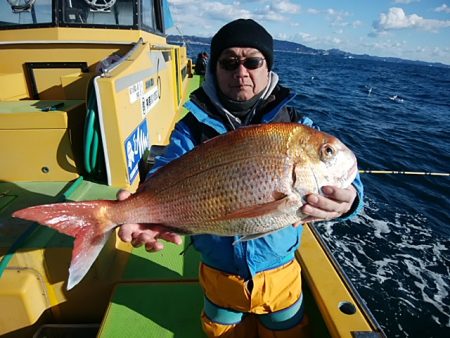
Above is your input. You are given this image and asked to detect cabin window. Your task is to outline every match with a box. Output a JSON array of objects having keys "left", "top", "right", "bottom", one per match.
[
  {"left": 141, "top": 0, "right": 163, "bottom": 33},
  {"left": 63, "top": 0, "right": 134, "bottom": 26},
  {"left": 0, "top": 0, "right": 52, "bottom": 26},
  {"left": 0, "top": 0, "right": 167, "bottom": 33},
  {"left": 141, "top": 0, "right": 155, "bottom": 30}
]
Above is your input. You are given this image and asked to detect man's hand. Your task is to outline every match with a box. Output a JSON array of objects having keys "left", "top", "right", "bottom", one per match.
[
  {"left": 295, "top": 185, "right": 357, "bottom": 225},
  {"left": 116, "top": 190, "right": 182, "bottom": 252}
]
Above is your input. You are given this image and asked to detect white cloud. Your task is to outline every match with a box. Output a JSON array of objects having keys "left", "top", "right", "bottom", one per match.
[
  {"left": 352, "top": 20, "right": 363, "bottom": 28},
  {"left": 326, "top": 8, "right": 350, "bottom": 22},
  {"left": 271, "top": 1, "right": 300, "bottom": 14},
  {"left": 306, "top": 8, "right": 320, "bottom": 15},
  {"left": 431, "top": 46, "right": 450, "bottom": 57},
  {"left": 373, "top": 7, "right": 450, "bottom": 32},
  {"left": 306, "top": 7, "right": 349, "bottom": 19},
  {"left": 360, "top": 39, "right": 407, "bottom": 57},
  {"left": 168, "top": 0, "right": 253, "bottom": 35},
  {"left": 291, "top": 31, "right": 347, "bottom": 49},
  {"left": 416, "top": 46, "right": 426, "bottom": 53},
  {"left": 357, "top": 38, "right": 450, "bottom": 64},
  {"left": 276, "top": 32, "right": 288, "bottom": 40},
  {"left": 409, "top": 45, "right": 450, "bottom": 62},
  {"left": 201, "top": 2, "right": 252, "bottom": 21},
  {"left": 435, "top": 4, "right": 450, "bottom": 13},
  {"left": 305, "top": 7, "right": 355, "bottom": 30},
  {"left": 251, "top": 0, "right": 300, "bottom": 22},
  {"left": 295, "top": 32, "right": 318, "bottom": 43},
  {"left": 393, "top": 0, "right": 417, "bottom": 4},
  {"left": 168, "top": 0, "right": 305, "bottom": 37}
]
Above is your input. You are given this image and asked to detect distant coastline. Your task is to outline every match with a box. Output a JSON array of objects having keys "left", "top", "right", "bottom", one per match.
[{"left": 168, "top": 35, "right": 450, "bottom": 69}]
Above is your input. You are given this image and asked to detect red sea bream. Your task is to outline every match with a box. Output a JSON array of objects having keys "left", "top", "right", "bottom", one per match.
[{"left": 13, "top": 123, "right": 358, "bottom": 289}]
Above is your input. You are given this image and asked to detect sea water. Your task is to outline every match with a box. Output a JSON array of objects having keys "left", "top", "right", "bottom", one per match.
[{"left": 189, "top": 45, "right": 450, "bottom": 337}]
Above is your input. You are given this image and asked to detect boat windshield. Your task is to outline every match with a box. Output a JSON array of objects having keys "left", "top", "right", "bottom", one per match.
[
  {"left": 0, "top": 0, "right": 163, "bottom": 32},
  {"left": 0, "top": 0, "right": 52, "bottom": 26}
]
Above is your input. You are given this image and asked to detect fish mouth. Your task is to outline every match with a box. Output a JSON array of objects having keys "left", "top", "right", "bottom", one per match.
[
  {"left": 336, "top": 162, "right": 358, "bottom": 188},
  {"left": 345, "top": 162, "right": 358, "bottom": 186}
]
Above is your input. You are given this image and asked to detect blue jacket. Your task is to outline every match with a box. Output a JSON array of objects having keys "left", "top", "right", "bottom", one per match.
[{"left": 149, "top": 85, "right": 364, "bottom": 280}]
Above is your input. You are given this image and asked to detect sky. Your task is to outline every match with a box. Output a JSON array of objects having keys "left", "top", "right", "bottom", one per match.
[{"left": 166, "top": 0, "right": 450, "bottom": 65}]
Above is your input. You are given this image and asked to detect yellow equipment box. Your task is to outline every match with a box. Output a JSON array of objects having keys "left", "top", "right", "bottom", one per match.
[{"left": 0, "top": 100, "right": 85, "bottom": 182}]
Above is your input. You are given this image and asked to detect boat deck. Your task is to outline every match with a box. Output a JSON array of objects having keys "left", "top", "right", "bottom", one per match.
[
  {"left": 0, "top": 177, "right": 381, "bottom": 337},
  {"left": 99, "top": 238, "right": 204, "bottom": 337}
]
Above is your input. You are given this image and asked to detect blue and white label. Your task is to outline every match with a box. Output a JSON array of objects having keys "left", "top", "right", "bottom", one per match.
[{"left": 125, "top": 119, "right": 149, "bottom": 184}]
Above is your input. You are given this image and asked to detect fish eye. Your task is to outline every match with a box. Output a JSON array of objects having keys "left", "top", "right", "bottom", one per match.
[{"left": 321, "top": 144, "right": 335, "bottom": 161}]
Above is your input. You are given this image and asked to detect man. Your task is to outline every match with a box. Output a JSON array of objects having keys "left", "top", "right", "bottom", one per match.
[
  {"left": 195, "top": 51, "right": 208, "bottom": 75},
  {"left": 118, "top": 19, "right": 364, "bottom": 337}
]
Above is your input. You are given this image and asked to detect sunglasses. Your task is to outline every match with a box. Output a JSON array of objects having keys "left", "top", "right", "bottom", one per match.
[{"left": 218, "top": 57, "right": 265, "bottom": 71}]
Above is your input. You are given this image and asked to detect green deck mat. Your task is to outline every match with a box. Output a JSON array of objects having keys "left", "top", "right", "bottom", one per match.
[
  {"left": 64, "top": 179, "right": 119, "bottom": 201},
  {"left": 122, "top": 240, "right": 201, "bottom": 281},
  {"left": 178, "top": 75, "right": 203, "bottom": 119},
  {"left": 99, "top": 281, "right": 327, "bottom": 338},
  {"left": 99, "top": 282, "right": 206, "bottom": 338},
  {"left": 0, "top": 181, "right": 71, "bottom": 247}
]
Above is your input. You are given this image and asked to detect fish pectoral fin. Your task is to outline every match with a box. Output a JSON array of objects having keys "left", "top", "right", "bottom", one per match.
[
  {"left": 217, "top": 194, "right": 296, "bottom": 221},
  {"left": 233, "top": 229, "right": 281, "bottom": 244}
]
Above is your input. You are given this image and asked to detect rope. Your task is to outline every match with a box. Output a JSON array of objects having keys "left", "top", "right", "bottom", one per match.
[
  {"left": 83, "top": 85, "right": 105, "bottom": 182},
  {"left": 359, "top": 170, "right": 449, "bottom": 177},
  {"left": 84, "top": 88, "right": 99, "bottom": 174}
]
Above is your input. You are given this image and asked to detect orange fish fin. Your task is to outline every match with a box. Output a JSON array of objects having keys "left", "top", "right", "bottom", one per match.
[
  {"left": 68, "top": 228, "right": 113, "bottom": 290},
  {"left": 12, "top": 201, "right": 116, "bottom": 236},
  {"left": 217, "top": 194, "right": 297, "bottom": 221},
  {"left": 13, "top": 200, "right": 117, "bottom": 290}
]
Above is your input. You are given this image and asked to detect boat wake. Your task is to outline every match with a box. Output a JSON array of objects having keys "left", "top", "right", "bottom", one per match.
[{"left": 314, "top": 196, "right": 450, "bottom": 337}]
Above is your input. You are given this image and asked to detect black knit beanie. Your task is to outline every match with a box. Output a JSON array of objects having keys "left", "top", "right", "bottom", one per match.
[{"left": 210, "top": 19, "right": 274, "bottom": 71}]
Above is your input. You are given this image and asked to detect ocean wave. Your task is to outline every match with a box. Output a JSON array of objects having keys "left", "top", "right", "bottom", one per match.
[{"left": 314, "top": 197, "right": 450, "bottom": 336}]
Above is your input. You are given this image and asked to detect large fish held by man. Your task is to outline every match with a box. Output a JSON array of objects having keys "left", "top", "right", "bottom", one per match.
[{"left": 13, "top": 123, "right": 358, "bottom": 289}]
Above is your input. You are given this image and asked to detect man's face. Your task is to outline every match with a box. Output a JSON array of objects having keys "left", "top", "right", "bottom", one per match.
[{"left": 216, "top": 47, "right": 269, "bottom": 101}]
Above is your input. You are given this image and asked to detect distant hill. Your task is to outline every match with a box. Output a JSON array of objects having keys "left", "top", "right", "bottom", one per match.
[
  {"left": 167, "top": 35, "right": 449, "bottom": 69},
  {"left": 167, "top": 35, "right": 316, "bottom": 54}
]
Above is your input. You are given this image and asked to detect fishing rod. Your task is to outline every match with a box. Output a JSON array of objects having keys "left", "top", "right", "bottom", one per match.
[{"left": 359, "top": 170, "right": 449, "bottom": 177}]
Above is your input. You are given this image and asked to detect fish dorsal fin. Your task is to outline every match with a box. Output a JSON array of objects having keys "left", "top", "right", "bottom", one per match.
[{"left": 215, "top": 194, "right": 295, "bottom": 221}]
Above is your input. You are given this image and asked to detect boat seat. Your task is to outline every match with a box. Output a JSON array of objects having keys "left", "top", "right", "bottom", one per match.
[{"left": 0, "top": 100, "right": 84, "bottom": 128}]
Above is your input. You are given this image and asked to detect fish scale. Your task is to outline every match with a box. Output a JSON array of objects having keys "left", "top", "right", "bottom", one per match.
[
  {"left": 142, "top": 124, "right": 292, "bottom": 193},
  {"left": 146, "top": 157, "right": 295, "bottom": 233},
  {"left": 13, "top": 123, "right": 357, "bottom": 289}
]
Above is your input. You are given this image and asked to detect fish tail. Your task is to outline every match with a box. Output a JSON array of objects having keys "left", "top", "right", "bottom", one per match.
[{"left": 13, "top": 200, "right": 117, "bottom": 290}]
